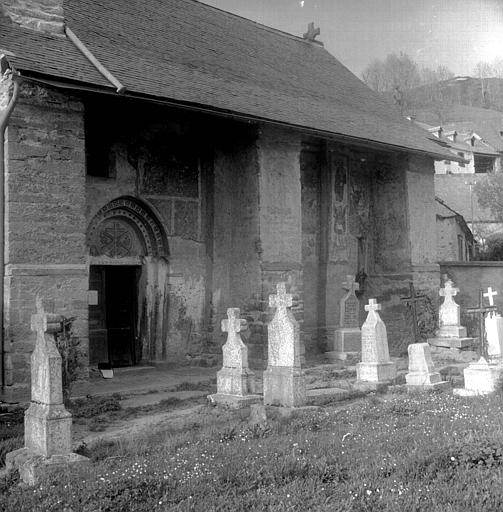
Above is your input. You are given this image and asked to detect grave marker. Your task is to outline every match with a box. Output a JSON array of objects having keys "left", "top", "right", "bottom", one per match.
[
  {"left": 208, "top": 308, "right": 261, "bottom": 407},
  {"left": 427, "top": 277, "right": 475, "bottom": 350},
  {"left": 400, "top": 282, "right": 427, "bottom": 343},
  {"left": 327, "top": 275, "right": 361, "bottom": 363},
  {"left": 405, "top": 342, "right": 448, "bottom": 391},
  {"left": 466, "top": 289, "right": 497, "bottom": 359},
  {"left": 6, "top": 298, "right": 89, "bottom": 485},
  {"left": 263, "top": 283, "right": 306, "bottom": 407},
  {"left": 356, "top": 298, "right": 396, "bottom": 387}
]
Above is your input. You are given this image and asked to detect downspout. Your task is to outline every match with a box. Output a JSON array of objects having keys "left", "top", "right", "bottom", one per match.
[{"left": 0, "top": 57, "right": 20, "bottom": 389}]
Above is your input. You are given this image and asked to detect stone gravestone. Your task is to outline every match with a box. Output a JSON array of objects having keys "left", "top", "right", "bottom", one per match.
[
  {"left": 454, "top": 356, "right": 503, "bottom": 396},
  {"left": 208, "top": 308, "right": 261, "bottom": 407},
  {"left": 405, "top": 343, "right": 448, "bottom": 391},
  {"left": 427, "top": 278, "right": 475, "bottom": 350},
  {"left": 263, "top": 282, "right": 306, "bottom": 407},
  {"left": 326, "top": 275, "right": 361, "bottom": 363},
  {"left": 483, "top": 287, "right": 503, "bottom": 363},
  {"left": 356, "top": 299, "right": 396, "bottom": 387},
  {"left": 6, "top": 298, "right": 90, "bottom": 485}
]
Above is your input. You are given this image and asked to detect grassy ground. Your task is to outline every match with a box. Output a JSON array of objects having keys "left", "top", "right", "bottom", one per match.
[{"left": 2, "top": 389, "right": 503, "bottom": 511}]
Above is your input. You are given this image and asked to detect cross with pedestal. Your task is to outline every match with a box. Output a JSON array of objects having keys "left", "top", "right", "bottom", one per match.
[
  {"left": 342, "top": 275, "right": 360, "bottom": 294},
  {"left": 269, "top": 282, "right": 293, "bottom": 311},
  {"left": 221, "top": 308, "right": 247, "bottom": 337},
  {"left": 400, "top": 282, "right": 427, "bottom": 343},
  {"left": 484, "top": 287, "right": 498, "bottom": 307},
  {"left": 466, "top": 289, "right": 498, "bottom": 359},
  {"left": 365, "top": 298, "right": 381, "bottom": 313}
]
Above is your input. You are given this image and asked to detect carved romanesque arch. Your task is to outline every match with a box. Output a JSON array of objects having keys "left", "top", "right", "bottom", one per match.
[{"left": 87, "top": 197, "right": 169, "bottom": 259}]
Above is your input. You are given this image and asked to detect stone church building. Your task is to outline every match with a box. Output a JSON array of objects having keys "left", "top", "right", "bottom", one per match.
[{"left": 0, "top": 0, "right": 457, "bottom": 391}]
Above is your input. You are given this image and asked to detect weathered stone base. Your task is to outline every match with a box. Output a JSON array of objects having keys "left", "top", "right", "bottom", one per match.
[
  {"left": 453, "top": 360, "right": 503, "bottom": 396},
  {"left": 263, "top": 366, "right": 306, "bottom": 407},
  {"left": 207, "top": 393, "right": 262, "bottom": 408},
  {"left": 428, "top": 336, "right": 477, "bottom": 350},
  {"left": 406, "top": 370, "right": 443, "bottom": 387},
  {"left": 406, "top": 378, "right": 450, "bottom": 393},
  {"left": 437, "top": 325, "right": 467, "bottom": 338},
  {"left": 332, "top": 328, "right": 361, "bottom": 352},
  {"left": 216, "top": 367, "right": 256, "bottom": 396},
  {"left": 356, "top": 361, "right": 397, "bottom": 384},
  {"left": 24, "top": 403, "right": 72, "bottom": 456},
  {"left": 5, "top": 447, "right": 90, "bottom": 486}
]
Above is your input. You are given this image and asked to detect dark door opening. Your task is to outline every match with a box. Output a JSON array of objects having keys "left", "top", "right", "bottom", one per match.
[{"left": 89, "top": 265, "right": 139, "bottom": 367}]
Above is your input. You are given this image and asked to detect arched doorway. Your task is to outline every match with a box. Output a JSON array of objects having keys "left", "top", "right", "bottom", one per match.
[{"left": 87, "top": 197, "right": 169, "bottom": 366}]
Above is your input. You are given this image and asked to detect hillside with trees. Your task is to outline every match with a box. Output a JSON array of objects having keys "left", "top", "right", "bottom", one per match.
[{"left": 361, "top": 53, "right": 503, "bottom": 125}]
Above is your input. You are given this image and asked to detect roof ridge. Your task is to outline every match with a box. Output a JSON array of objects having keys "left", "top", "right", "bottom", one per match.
[{"left": 188, "top": 0, "right": 323, "bottom": 47}]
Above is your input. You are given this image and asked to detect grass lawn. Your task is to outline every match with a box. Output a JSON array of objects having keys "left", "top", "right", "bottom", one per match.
[{"left": 2, "top": 390, "right": 503, "bottom": 511}]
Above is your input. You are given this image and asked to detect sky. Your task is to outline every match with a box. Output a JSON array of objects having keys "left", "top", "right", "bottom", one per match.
[{"left": 200, "top": 0, "right": 503, "bottom": 78}]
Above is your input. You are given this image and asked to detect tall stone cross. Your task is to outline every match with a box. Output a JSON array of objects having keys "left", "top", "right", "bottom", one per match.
[
  {"left": 466, "top": 289, "right": 498, "bottom": 359},
  {"left": 343, "top": 275, "right": 360, "bottom": 294},
  {"left": 484, "top": 287, "right": 498, "bottom": 307},
  {"left": 303, "top": 22, "right": 321, "bottom": 42},
  {"left": 269, "top": 282, "right": 293, "bottom": 312},
  {"left": 400, "top": 282, "right": 427, "bottom": 343}
]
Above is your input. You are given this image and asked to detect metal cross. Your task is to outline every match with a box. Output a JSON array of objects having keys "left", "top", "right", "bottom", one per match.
[
  {"left": 365, "top": 298, "right": 381, "bottom": 313},
  {"left": 303, "top": 22, "right": 321, "bottom": 42},
  {"left": 269, "top": 282, "right": 293, "bottom": 311},
  {"left": 221, "top": 308, "right": 247, "bottom": 336},
  {"left": 342, "top": 275, "right": 360, "bottom": 294},
  {"left": 400, "top": 282, "right": 427, "bottom": 343},
  {"left": 483, "top": 287, "right": 498, "bottom": 307},
  {"left": 466, "top": 289, "right": 498, "bottom": 359}
]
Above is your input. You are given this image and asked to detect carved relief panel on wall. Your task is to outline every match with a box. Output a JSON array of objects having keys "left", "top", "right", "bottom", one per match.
[
  {"left": 328, "top": 154, "right": 371, "bottom": 270},
  {"left": 328, "top": 153, "right": 349, "bottom": 262}
]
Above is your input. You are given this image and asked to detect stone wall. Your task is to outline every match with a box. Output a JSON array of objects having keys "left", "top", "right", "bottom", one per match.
[
  {"left": 301, "top": 143, "right": 322, "bottom": 354},
  {"left": 436, "top": 216, "right": 464, "bottom": 261},
  {"left": 5, "top": 83, "right": 88, "bottom": 388},
  {"left": 212, "top": 124, "right": 262, "bottom": 366},
  {"left": 366, "top": 154, "right": 440, "bottom": 355},
  {"left": 85, "top": 100, "right": 210, "bottom": 365}
]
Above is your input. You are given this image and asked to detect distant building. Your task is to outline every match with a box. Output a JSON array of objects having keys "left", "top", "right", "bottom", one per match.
[
  {"left": 435, "top": 197, "right": 474, "bottom": 261},
  {"left": 413, "top": 120, "right": 503, "bottom": 243}
]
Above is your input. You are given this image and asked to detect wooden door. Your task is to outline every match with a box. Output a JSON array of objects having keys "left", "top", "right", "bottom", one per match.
[{"left": 88, "top": 265, "right": 138, "bottom": 366}]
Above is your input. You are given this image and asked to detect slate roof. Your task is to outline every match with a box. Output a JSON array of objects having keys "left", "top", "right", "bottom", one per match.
[{"left": 1, "top": 0, "right": 456, "bottom": 159}]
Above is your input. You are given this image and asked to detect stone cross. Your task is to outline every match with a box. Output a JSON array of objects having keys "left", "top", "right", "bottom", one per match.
[
  {"left": 400, "top": 282, "right": 427, "bottom": 343},
  {"left": 484, "top": 287, "right": 498, "bottom": 307},
  {"left": 342, "top": 275, "right": 360, "bottom": 294},
  {"left": 269, "top": 282, "right": 293, "bottom": 311},
  {"left": 439, "top": 279, "right": 458, "bottom": 300},
  {"left": 220, "top": 308, "right": 248, "bottom": 370},
  {"left": 303, "top": 22, "right": 321, "bottom": 42},
  {"left": 365, "top": 298, "right": 381, "bottom": 313},
  {"left": 222, "top": 308, "right": 247, "bottom": 337},
  {"left": 466, "top": 289, "right": 498, "bottom": 359}
]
